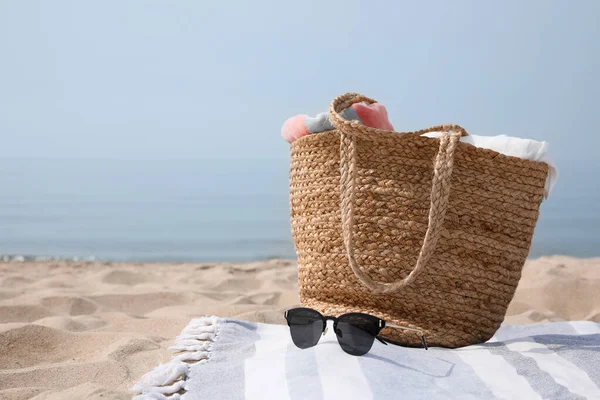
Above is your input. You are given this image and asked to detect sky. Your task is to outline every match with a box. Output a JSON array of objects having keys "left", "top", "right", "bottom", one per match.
[
  {"left": 1, "top": 0, "right": 599, "bottom": 165},
  {"left": 1, "top": 1, "right": 599, "bottom": 260}
]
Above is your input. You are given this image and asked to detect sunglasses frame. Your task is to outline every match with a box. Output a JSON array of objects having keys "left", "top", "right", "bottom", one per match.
[{"left": 284, "top": 307, "right": 428, "bottom": 354}]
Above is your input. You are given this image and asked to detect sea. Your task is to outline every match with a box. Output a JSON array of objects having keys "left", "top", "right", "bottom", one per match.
[{"left": 1, "top": 158, "right": 598, "bottom": 262}]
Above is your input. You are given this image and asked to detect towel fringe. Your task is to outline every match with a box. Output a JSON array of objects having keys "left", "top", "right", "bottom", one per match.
[{"left": 130, "top": 316, "right": 220, "bottom": 400}]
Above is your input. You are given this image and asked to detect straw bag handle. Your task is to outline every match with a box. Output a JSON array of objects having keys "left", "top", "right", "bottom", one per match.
[{"left": 330, "top": 93, "right": 467, "bottom": 294}]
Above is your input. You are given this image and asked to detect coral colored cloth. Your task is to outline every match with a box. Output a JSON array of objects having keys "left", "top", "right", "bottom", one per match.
[{"left": 281, "top": 102, "right": 393, "bottom": 143}]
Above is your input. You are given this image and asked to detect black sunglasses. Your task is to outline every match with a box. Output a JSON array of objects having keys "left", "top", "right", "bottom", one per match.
[{"left": 284, "top": 307, "right": 428, "bottom": 356}]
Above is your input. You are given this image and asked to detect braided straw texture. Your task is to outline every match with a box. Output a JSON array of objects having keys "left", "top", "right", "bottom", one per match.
[{"left": 290, "top": 93, "right": 549, "bottom": 348}]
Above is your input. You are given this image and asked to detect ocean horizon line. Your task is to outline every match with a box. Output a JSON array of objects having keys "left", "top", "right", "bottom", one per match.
[{"left": 1, "top": 252, "right": 593, "bottom": 264}]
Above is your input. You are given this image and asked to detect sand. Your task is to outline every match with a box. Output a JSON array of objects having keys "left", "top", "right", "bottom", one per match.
[{"left": 0, "top": 256, "right": 598, "bottom": 399}]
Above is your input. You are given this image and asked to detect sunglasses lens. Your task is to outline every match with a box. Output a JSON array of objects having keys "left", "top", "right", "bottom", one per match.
[
  {"left": 286, "top": 308, "right": 324, "bottom": 349},
  {"left": 336, "top": 314, "right": 379, "bottom": 356}
]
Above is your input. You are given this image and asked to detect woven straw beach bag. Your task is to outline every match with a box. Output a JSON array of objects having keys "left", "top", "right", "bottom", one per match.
[{"left": 289, "top": 93, "right": 549, "bottom": 348}]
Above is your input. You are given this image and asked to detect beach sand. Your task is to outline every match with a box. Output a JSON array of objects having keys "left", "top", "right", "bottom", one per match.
[{"left": 0, "top": 256, "right": 598, "bottom": 399}]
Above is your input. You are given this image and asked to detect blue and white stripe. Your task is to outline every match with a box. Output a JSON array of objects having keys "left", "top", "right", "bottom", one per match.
[{"left": 133, "top": 319, "right": 600, "bottom": 400}]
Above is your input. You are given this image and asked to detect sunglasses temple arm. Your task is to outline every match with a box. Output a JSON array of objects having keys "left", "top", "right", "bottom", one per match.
[
  {"left": 385, "top": 323, "right": 429, "bottom": 350},
  {"left": 420, "top": 335, "right": 429, "bottom": 350},
  {"left": 376, "top": 336, "right": 388, "bottom": 345}
]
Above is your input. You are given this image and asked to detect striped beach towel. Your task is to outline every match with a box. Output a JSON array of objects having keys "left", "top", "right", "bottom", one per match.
[{"left": 132, "top": 318, "right": 600, "bottom": 400}]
